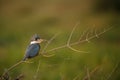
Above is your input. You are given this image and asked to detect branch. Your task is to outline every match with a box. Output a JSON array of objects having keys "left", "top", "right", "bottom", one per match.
[
  {"left": 34, "top": 60, "right": 41, "bottom": 80},
  {"left": 94, "top": 28, "right": 99, "bottom": 38},
  {"left": 43, "top": 26, "right": 112, "bottom": 55},
  {"left": 78, "top": 27, "right": 90, "bottom": 41},
  {"left": 86, "top": 67, "right": 90, "bottom": 80},
  {"left": 15, "top": 74, "right": 24, "bottom": 80},
  {"left": 34, "top": 22, "right": 112, "bottom": 79},
  {"left": 71, "top": 27, "right": 112, "bottom": 46},
  {"left": 1, "top": 61, "right": 23, "bottom": 80},
  {"left": 66, "top": 22, "right": 88, "bottom": 53},
  {"left": 83, "top": 65, "right": 100, "bottom": 80},
  {"left": 67, "top": 22, "right": 79, "bottom": 45},
  {"left": 34, "top": 33, "right": 60, "bottom": 79},
  {"left": 41, "top": 33, "right": 60, "bottom": 57},
  {"left": 106, "top": 62, "right": 120, "bottom": 80},
  {"left": 73, "top": 73, "right": 81, "bottom": 80},
  {"left": 1, "top": 60, "right": 33, "bottom": 80}
]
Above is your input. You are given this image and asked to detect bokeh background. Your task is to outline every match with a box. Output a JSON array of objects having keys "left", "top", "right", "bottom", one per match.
[{"left": 0, "top": 0, "right": 120, "bottom": 80}]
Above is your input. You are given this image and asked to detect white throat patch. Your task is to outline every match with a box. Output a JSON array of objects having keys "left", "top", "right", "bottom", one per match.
[{"left": 30, "top": 41, "right": 39, "bottom": 44}]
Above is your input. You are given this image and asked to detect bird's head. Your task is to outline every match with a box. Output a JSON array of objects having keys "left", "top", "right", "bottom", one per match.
[{"left": 30, "top": 34, "right": 46, "bottom": 44}]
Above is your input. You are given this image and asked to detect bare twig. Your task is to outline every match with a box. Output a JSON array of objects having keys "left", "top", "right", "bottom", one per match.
[
  {"left": 106, "top": 62, "right": 120, "bottom": 80},
  {"left": 6, "top": 61, "right": 23, "bottom": 73},
  {"left": 1, "top": 60, "right": 33, "bottom": 80},
  {"left": 1, "top": 69, "right": 10, "bottom": 80},
  {"left": 44, "top": 45, "right": 66, "bottom": 54},
  {"left": 83, "top": 65, "right": 100, "bottom": 80},
  {"left": 86, "top": 67, "right": 90, "bottom": 80},
  {"left": 66, "top": 22, "right": 88, "bottom": 53},
  {"left": 78, "top": 27, "right": 90, "bottom": 41},
  {"left": 85, "top": 29, "right": 91, "bottom": 43},
  {"left": 68, "top": 46, "right": 88, "bottom": 53},
  {"left": 71, "top": 27, "right": 112, "bottom": 46},
  {"left": 43, "top": 26, "right": 112, "bottom": 55},
  {"left": 73, "top": 73, "right": 81, "bottom": 80},
  {"left": 34, "top": 60, "right": 41, "bottom": 80},
  {"left": 34, "top": 33, "right": 60, "bottom": 79},
  {"left": 94, "top": 28, "right": 99, "bottom": 38},
  {"left": 41, "top": 33, "right": 60, "bottom": 57},
  {"left": 15, "top": 74, "right": 24, "bottom": 80},
  {"left": 1, "top": 61, "right": 23, "bottom": 80},
  {"left": 41, "top": 33, "right": 60, "bottom": 54},
  {"left": 67, "top": 22, "right": 79, "bottom": 46}
]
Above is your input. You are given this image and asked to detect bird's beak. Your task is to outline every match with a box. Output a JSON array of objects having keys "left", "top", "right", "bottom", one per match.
[{"left": 38, "top": 39, "right": 47, "bottom": 43}]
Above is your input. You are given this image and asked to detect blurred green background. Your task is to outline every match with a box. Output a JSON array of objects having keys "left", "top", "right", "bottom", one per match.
[{"left": 0, "top": 0, "right": 120, "bottom": 80}]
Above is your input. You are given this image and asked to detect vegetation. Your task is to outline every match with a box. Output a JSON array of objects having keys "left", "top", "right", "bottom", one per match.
[{"left": 0, "top": 0, "right": 120, "bottom": 80}]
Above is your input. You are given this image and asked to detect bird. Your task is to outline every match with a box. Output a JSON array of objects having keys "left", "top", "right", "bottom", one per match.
[{"left": 23, "top": 34, "right": 44, "bottom": 61}]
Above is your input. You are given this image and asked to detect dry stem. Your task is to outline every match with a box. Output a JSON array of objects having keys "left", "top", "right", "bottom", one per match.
[{"left": 43, "top": 26, "right": 112, "bottom": 55}]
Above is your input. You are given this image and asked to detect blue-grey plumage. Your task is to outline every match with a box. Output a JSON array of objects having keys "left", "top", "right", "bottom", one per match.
[
  {"left": 23, "top": 43, "right": 40, "bottom": 61},
  {"left": 23, "top": 34, "right": 44, "bottom": 61}
]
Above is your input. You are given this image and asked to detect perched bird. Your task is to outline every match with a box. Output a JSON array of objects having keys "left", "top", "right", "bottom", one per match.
[{"left": 23, "top": 34, "right": 44, "bottom": 61}]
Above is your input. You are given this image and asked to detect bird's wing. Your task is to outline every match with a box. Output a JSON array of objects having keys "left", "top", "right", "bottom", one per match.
[{"left": 25, "top": 44, "right": 40, "bottom": 58}]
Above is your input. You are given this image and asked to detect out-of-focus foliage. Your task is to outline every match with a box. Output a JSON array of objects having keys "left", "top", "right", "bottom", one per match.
[
  {"left": 0, "top": 0, "right": 120, "bottom": 80},
  {"left": 93, "top": 0, "right": 120, "bottom": 13}
]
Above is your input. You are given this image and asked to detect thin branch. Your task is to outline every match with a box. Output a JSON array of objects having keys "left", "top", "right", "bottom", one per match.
[
  {"left": 43, "top": 27, "right": 112, "bottom": 54},
  {"left": 15, "top": 74, "right": 24, "bottom": 80},
  {"left": 41, "top": 33, "right": 60, "bottom": 54},
  {"left": 68, "top": 46, "right": 89, "bottom": 53},
  {"left": 106, "top": 62, "right": 119, "bottom": 80},
  {"left": 1, "top": 61, "right": 23, "bottom": 79},
  {"left": 71, "top": 27, "right": 112, "bottom": 46},
  {"left": 41, "top": 33, "right": 60, "bottom": 57},
  {"left": 85, "top": 29, "right": 91, "bottom": 43},
  {"left": 34, "top": 60, "right": 41, "bottom": 80},
  {"left": 83, "top": 65, "right": 100, "bottom": 80},
  {"left": 78, "top": 27, "right": 90, "bottom": 41},
  {"left": 44, "top": 45, "right": 66, "bottom": 54},
  {"left": 85, "top": 27, "right": 96, "bottom": 43},
  {"left": 73, "top": 73, "right": 81, "bottom": 80},
  {"left": 34, "top": 34, "right": 60, "bottom": 79},
  {"left": 6, "top": 61, "right": 23, "bottom": 72},
  {"left": 1, "top": 60, "right": 33, "bottom": 80},
  {"left": 1, "top": 69, "right": 10, "bottom": 80},
  {"left": 94, "top": 28, "right": 99, "bottom": 38},
  {"left": 86, "top": 67, "right": 90, "bottom": 80},
  {"left": 67, "top": 22, "right": 79, "bottom": 46},
  {"left": 66, "top": 22, "right": 88, "bottom": 53}
]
